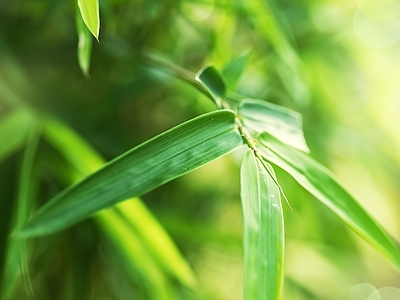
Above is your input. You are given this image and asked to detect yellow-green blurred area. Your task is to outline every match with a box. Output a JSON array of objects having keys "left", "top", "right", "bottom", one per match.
[{"left": 1, "top": 0, "right": 400, "bottom": 299}]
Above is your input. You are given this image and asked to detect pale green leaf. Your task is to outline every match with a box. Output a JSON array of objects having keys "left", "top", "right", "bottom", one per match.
[
  {"left": 240, "top": 149, "right": 284, "bottom": 300},
  {"left": 18, "top": 109, "right": 243, "bottom": 237},
  {"left": 238, "top": 99, "right": 309, "bottom": 152},
  {"left": 77, "top": 0, "right": 100, "bottom": 40},
  {"left": 76, "top": 9, "right": 93, "bottom": 77},
  {"left": 0, "top": 109, "right": 34, "bottom": 163},
  {"left": 41, "top": 116, "right": 198, "bottom": 288},
  {"left": 258, "top": 132, "right": 400, "bottom": 270},
  {"left": 196, "top": 64, "right": 227, "bottom": 108}
]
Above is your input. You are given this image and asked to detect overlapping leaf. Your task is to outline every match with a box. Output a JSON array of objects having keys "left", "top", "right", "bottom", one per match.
[
  {"left": 18, "top": 109, "right": 243, "bottom": 237},
  {"left": 240, "top": 149, "right": 284, "bottom": 300},
  {"left": 257, "top": 132, "right": 400, "bottom": 270},
  {"left": 238, "top": 99, "right": 309, "bottom": 152}
]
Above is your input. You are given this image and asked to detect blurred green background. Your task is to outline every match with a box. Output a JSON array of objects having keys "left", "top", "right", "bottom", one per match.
[{"left": 1, "top": 0, "right": 400, "bottom": 299}]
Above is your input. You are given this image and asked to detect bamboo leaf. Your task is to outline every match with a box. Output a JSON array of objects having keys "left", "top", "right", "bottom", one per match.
[
  {"left": 41, "top": 117, "right": 198, "bottom": 291},
  {"left": 257, "top": 132, "right": 400, "bottom": 270},
  {"left": 77, "top": 0, "right": 100, "bottom": 40},
  {"left": 240, "top": 149, "right": 284, "bottom": 300},
  {"left": 18, "top": 109, "right": 243, "bottom": 237},
  {"left": 196, "top": 64, "right": 228, "bottom": 108},
  {"left": 76, "top": 9, "right": 93, "bottom": 77},
  {"left": 238, "top": 99, "right": 309, "bottom": 152}
]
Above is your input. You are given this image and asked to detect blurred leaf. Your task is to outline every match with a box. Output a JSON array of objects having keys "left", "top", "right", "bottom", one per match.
[
  {"left": 77, "top": 0, "right": 100, "bottom": 40},
  {"left": 1, "top": 122, "right": 41, "bottom": 300},
  {"left": 18, "top": 109, "right": 242, "bottom": 236},
  {"left": 76, "top": 9, "right": 93, "bottom": 77},
  {"left": 0, "top": 109, "right": 33, "bottom": 163},
  {"left": 240, "top": 149, "right": 284, "bottom": 300},
  {"left": 221, "top": 52, "right": 250, "bottom": 88},
  {"left": 42, "top": 117, "right": 104, "bottom": 174},
  {"left": 244, "top": 0, "right": 310, "bottom": 104},
  {"left": 111, "top": 199, "right": 197, "bottom": 288},
  {"left": 238, "top": 99, "right": 309, "bottom": 152},
  {"left": 41, "top": 117, "right": 198, "bottom": 289},
  {"left": 257, "top": 132, "right": 400, "bottom": 270},
  {"left": 96, "top": 208, "right": 175, "bottom": 300},
  {"left": 196, "top": 64, "right": 228, "bottom": 108}
]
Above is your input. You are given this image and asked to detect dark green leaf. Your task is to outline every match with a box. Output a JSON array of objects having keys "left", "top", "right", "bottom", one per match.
[
  {"left": 238, "top": 99, "right": 309, "bottom": 152},
  {"left": 42, "top": 117, "right": 197, "bottom": 290},
  {"left": 258, "top": 132, "right": 400, "bottom": 270},
  {"left": 196, "top": 64, "right": 228, "bottom": 108},
  {"left": 18, "top": 110, "right": 243, "bottom": 237},
  {"left": 240, "top": 149, "right": 284, "bottom": 300}
]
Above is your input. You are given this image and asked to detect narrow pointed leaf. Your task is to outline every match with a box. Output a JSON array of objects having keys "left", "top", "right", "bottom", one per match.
[
  {"left": 77, "top": 0, "right": 100, "bottom": 40},
  {"left": 18, "top": 110, "right": 243, "bottom": 237},
  {"left": 76, "top": 9, "right": 93, "bottom": 77},
  {"left": 238, "top": 99, "right": 309, "bottom": 152},
  {"left": 196, "top": 64, "right": 227, "bottom": 108},
  {"left": 42, "top": 117, "right": 198, "bottom": 289},
  {"left": 257, "top": 132, "right": 400, "bottom": 270},
  {"left": 240, "top": 149, "right": 284, "bottom": 300}
]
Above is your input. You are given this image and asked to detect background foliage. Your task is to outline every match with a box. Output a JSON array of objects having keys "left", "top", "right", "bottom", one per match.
[{"left": 1, "top": 0, "right": 400, "bottom": 299}]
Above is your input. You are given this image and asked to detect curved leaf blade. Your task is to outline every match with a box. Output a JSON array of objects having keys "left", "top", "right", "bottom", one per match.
[
  {"left": 238, "top": 99, "right": 309, "bottom": 152},
  {"left": 77, "top": 0, "right": 100, "bottom": 40},
  {"left": 240, "top": 149, "right": 284, "bottom": 300},
  {"left": 258, "top": 132, "right": 400, "bottom": 270},
  {"left": 196, "top": 64, "right": 227, "bottom": 108},
  {"left": 18, "top": 110, "right": 243, "bottom": 237}
]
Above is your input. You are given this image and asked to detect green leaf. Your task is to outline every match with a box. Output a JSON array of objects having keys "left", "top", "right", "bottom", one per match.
[
  {"left": 196, "top": 64, "right": 228, "bottom": 108},
  {"left": 0, "top": 109, "right": 34, "bottom": 163},
  {"left": 77, "top": 0, "right": 100, "bottom": 40},
  {"left": 257, "top": 132, "right": 400, "bottom": 270},
  {"left": 41, "top": 117, "right": 198, "bottom": 290},
  {"left": 240, "top": 149, "right": 284, "bottom": 300},
  {"left": 18, "top": 109, "right": 243, "bottom": 237},
  {"left": 76, "top": 9, "right": 93, "bottom": 77},
  {"left": 238, "top": 99, "right": 309, "bottom": 153}
]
